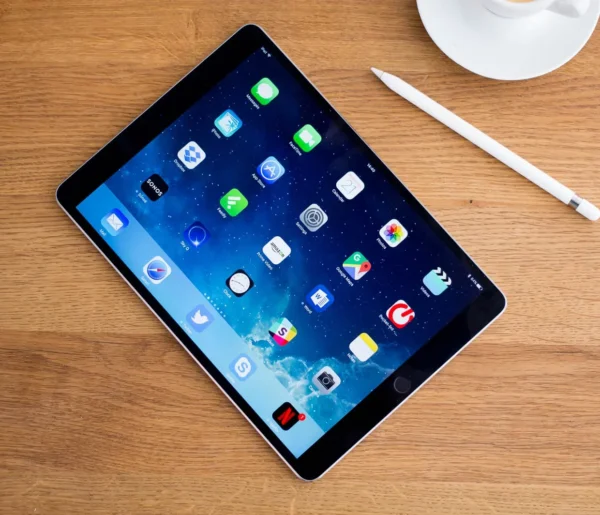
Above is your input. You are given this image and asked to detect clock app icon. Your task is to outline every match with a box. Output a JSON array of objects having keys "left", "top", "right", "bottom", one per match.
[{"left": 226, "top": 270, "right": 254, "bottom": 297}]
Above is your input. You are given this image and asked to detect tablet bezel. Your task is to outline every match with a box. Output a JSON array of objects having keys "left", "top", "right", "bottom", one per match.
[{"left": 57, "top": 24, "right": 506, "bottom": 480}]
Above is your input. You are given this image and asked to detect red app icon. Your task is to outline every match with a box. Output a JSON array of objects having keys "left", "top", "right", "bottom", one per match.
[
  {"left": 386, "top": 300, "right": 415, "bottom": 329},
  {"left": 272, "top": 402, "right": 305, "bottom": 430}
]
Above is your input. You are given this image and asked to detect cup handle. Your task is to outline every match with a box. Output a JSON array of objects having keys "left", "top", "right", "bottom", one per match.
[{"left": 547, "top": 0, "right": 590, "bottom": 17}]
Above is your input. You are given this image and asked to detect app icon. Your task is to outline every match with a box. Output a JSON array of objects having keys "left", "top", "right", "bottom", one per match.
[
  {"left": 143, "top": 256, "right": 172, "bottom": 284},
  {"left": 336, "top": 171, "right": 365, "bottom": 200},
  {"left": 299, "top": 204, "right": 328, "bottom": 232},
  {"left": 312, "top": 366, "right": 341, "bottom": 394},
  {"left": 269, "top": 318, "right": 297, "bottom": 346},
  {"left": 141, "top": 174, "right": 169, "bottom": 201},
  {"left": 220, "top": 188, "right": 248, "bottom": 217},
  {"left": 229, "top": 354, "right": 256, "bottom": 381},
  {"left": 423, "top": 268, "right": 452, "bottom": 296},
  {"left": 186, "top": 304, "right": 214, "bottom": 332},
  {"left": 215, "top": 109, "right": 243, "bottom": 137},
  {"left": 226, "top": 270, "right": 254, "bottom": 297},
  {"left": 177, "top": 141, "right": 206, "bottom": 169},
  {"left": 306, "top": 285, "right": 335, "bottom": 313},
  {"left": 101, "top": 208, "right": 129, "bottom": 236},
  {"left": 293, "top": 124, "right": 322, "bottom": 152},
  {"left": 272, "top": 402, "right": 305, "bottom": 430},
  {"left": 251, "top": 77, "right": 279, "bottom": 105},
  {"left": 386, "top": 300, "right": 415, "bottom": 329},
  {"left": 184, "top": 221, "right": 210, "bottom": 249},
  {"left": 379, "top": 219, "right": 408, "bottom": 247},
  {"left": 257, "top": 156, "right": 285, "bottom": 184},
  {"left": 349, "top": 333, "right": 378, "bottom": 362},
  {"left": 343, "top": 252, "right": 372, "bottom": 281},
  {"left": 263, "top": 236, "right": 291, "bottom": 265}
]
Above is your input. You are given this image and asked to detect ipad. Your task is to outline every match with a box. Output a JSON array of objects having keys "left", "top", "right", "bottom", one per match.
[{"left": 56, "top": 24, "right": 506, "bottom": 480}]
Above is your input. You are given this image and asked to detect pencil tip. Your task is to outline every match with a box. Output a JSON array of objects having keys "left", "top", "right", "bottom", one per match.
[
  {"left": 576, "top": 199, "right": 600, "bottom": 221},
  {"left": 371, "top": 67, "right": 384, "bottom": 79}
]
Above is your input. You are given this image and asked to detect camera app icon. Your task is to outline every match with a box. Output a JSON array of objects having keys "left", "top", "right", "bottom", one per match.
[{"left": 312, "top": 366, "right": 341, "bottom": 394}]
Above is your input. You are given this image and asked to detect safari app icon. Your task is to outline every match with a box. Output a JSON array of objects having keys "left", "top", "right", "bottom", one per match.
[{"left": 143, "top": 256, "right": 172, "bottom": 284}]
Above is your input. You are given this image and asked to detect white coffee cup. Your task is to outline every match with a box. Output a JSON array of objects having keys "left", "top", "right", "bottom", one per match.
[{"left": 481, "top": 0, "right": 590, "bottom": 18}]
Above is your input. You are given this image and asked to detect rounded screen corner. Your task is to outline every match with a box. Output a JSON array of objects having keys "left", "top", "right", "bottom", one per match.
[
  {"left": 239, "top": 23, "right": 268, "bottom": 36},
  {"left": 498, "top": 289, "right": 508, "bottom": 315},
  {"left": 55, "top": 177, "right": 72, "bottom": 209}
]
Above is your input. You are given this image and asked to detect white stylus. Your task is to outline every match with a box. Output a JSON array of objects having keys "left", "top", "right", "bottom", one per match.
[{"left": 371, "top": 67, "right": 600, "bottom": 222}]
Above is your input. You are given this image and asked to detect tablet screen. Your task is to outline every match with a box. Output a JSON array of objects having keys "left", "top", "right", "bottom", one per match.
[{"left": 77, "top": 47, "right": 483, "bottom": 457}]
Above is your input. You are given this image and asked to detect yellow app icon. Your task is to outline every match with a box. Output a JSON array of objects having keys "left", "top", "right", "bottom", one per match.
[{"left": 349, "top": 333, "right": 378, "bottom": 362}]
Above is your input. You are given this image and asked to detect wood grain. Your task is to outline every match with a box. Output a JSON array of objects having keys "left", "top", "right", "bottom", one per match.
[{"left": 1, "top": 1, "right": 600, "bottom": 513}]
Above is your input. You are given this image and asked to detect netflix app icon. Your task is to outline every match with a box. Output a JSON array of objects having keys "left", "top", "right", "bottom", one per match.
[{"left": 272, "top": 402, "right": 305, "bottom": 431}]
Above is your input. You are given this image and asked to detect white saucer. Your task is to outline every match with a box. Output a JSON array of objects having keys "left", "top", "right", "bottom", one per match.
[{"left": 416, "top": 0, "right": 600, "bottom": 80}]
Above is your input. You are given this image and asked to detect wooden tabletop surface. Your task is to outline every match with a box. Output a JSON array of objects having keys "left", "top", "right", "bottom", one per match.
[{"left": 2, "top": 1, "right": 600, "bottom": 513}]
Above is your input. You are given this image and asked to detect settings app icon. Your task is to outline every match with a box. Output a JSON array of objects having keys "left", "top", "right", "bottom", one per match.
[{"left": 299, "top": 204, "right": 328, "bottom": 232}]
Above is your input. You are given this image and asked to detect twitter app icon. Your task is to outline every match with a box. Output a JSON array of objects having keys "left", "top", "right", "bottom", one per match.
[{"left": 186, "top": 304, "right": 214, "bottom": 332}]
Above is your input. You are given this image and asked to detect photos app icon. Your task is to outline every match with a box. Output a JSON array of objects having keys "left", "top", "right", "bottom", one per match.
[{"left": 379, "top": 219, "right": 408, "bottom": 247}]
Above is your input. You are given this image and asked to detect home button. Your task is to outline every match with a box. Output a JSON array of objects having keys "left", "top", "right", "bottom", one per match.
[{"left": 393, "top": 376, "right": 411, "bottom": 394}]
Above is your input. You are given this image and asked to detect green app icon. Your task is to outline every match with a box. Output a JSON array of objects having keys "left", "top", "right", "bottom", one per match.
[
  {"left": 220, "top": 188, "right": 248, "bottom": 217},
  {"left": 343, "top": 251, "right": 372, "bottom": 281},
  {"left": 293, "top": 124, "right": 322, "bottom": 152},
  {"left": 251, "top": 78, "right": 279, "bottom": 105}
]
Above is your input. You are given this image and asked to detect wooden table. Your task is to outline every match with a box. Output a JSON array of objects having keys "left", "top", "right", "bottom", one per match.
[{"left": 1, "top": 1, "right": 599, "bottom": 513}]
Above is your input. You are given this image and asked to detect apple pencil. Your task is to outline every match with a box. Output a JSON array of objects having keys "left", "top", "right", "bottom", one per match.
[{"left": 371, "top": 67, "right": 600, "bottom": 222}]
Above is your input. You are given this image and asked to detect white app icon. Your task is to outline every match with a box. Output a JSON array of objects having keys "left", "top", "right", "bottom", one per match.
[
  {"left": 233, "top": 356, "right": 253, "bottom": 379},
  {"left": 106, "top": 213, "right": 124, "bottom": 232},
  {"left": 349, "top": 333, "right": 378, "bottom": 362},
  {"left": 311, "top": 289, "right": 329, "bottom": 309},
  {"left": 177, "top": 141, "right": 206, "bottom": 170},
  {"left": 312, "top": 366, "right": 341, "bottom": 394},
  {"left": 262, "top": 236, "right": 291, "bottom": 264},
  {"left": 142, "top": 256, "right": 172, "bottom": 285},
  {"left": 336, "top": 171, "right": 365, "bottom": 200},
  {"left": 190, "top": 310, "right": 209, "bottom": 325},
  {"left": 379, "top": 219, "right": 408, "bottom": 248},
  {"left": 299, "top": 204, "right": 328, "bottom": 232},
  {"left": 386, "top": 300, "right": 415, "bottom": 329}
]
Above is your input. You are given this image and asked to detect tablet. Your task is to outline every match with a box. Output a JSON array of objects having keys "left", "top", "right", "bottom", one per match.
[{"left": 56, "top": 24, "right": 506, "bottom": 480}]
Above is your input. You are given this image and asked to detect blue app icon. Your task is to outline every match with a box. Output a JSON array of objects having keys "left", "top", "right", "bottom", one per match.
[
  {"left": 184, "top": 221, "right": 210, "bottom": 249},
  {"left": 229, "top": 354, "right": 256, "bottom": 381},
  {"left": 306, "top": 285, "right": 335, "bottom": 313},
  {"left": 215, "top": 109, "right": 243, "bottom": 137},
  {"left": 101, "top": 208, "right": 129, "bottom": 236},
  {"left": 186, "top": 304, "right": 214, "bottom": 332},
  {"left": 257, "top": 156, "right": 285, "bottom": 184},
  {"left": 143, "top": 256, "right": 172, "bottom": 284},
  {"left": 423, "top": 268, "right": 452, "bottom": 296}
]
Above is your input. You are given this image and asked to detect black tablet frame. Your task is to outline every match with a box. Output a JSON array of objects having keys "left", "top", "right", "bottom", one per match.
[{"left": 57, "top": 24, "right": 506, "bottom": 481}]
